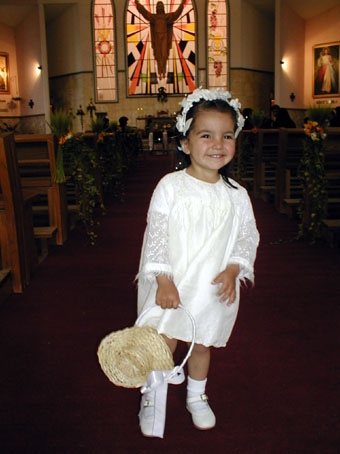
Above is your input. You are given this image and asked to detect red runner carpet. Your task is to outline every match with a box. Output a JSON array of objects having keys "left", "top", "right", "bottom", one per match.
[{"left": 0, "top": 155, "right": 339, "bottom": 453}]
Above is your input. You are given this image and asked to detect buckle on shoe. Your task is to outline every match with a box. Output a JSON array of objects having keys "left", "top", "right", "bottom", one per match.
[
  {"left": 143, "top": 400, "right": 154, "bottom": 408},
  {"left": 200, "top": 394, "right": 208, "bottom": 401}
]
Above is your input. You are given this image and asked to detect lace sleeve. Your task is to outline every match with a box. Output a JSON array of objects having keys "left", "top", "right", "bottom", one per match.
[
  {"left": 229, "top": 194, "right": 260, "bottom": 284},
  {"left": 137, "top": 211, "right": 172, "bottom": 281}
]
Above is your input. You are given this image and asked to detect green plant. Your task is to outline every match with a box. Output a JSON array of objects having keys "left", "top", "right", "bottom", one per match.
[
  {"left": 62, "top": 136, "right": 104, "bottom": 245},
  {"left": 306, "top": 105, "right": 332, "bottom": 127},
  {"left": 91, "top": 117, "right": 106, "bottom": 133},
  {"left": 48, "top": 110, "right": 73, "bottom": 183}
]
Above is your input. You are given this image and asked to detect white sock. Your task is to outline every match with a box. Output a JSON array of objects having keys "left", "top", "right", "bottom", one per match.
[
  {"left": 187, "top": 376, "right": 209, "bottom": 412},
  {"left": 187, "top": 376, "right": 207, "bottom": 397}
]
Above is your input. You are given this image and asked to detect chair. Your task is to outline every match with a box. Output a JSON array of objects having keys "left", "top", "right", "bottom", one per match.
[{"left": 148, "top": 130, "right": 168, "bottom": 154}]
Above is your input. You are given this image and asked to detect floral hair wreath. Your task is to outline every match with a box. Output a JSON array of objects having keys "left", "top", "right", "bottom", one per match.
[{"left": 175, "top": 87, "right": 245, "bottom": 138}]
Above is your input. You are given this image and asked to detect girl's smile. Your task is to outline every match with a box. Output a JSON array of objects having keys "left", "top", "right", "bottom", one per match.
[{"left": 181, "top": 110, "right": 236, "bottom": 183}]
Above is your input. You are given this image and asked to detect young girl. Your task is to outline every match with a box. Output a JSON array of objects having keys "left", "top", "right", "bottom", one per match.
[{"left": 136, "top": 88, "right": 260, "bottom": 437}]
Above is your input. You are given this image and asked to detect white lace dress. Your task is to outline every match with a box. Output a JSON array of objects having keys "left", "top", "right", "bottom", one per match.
[{"left": 137, "top": 170, "right": 259, "bottom": 347}]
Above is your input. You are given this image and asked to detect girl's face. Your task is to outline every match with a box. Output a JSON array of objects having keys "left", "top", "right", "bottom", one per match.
[{"left": 181, "top": 109, "right": 236, "bottom": 183}]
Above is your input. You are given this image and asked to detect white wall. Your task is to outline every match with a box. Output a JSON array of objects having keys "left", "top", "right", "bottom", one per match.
[
  {"left": 15, "top": 5, "right": 44, "bottom": 116},
  {"left": 276, "top": 0, "right": 305, "bottom": 108},
  {"left": 46, "top": 3, "right": 83, "bottom": 77},
  {"left": 242, "top": 0, "right": 274, "bottom": 72}
]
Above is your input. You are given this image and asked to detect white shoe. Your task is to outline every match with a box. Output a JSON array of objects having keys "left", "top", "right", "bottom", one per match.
[
  {"left": 138, "top": 392, "right": 156, "bottom": 437},
  {"left": 186, "top": 394, "right": 216, "bottom": 430}
]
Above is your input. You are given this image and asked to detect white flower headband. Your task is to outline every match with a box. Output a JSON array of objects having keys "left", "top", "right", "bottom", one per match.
[{"left": 175, "top": 87, "right": 245, "bottom": 138}]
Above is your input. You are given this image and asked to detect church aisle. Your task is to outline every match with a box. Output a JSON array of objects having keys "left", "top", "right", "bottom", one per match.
[{"left": 0, "top": 154, "right": 339, "bottom": 453}]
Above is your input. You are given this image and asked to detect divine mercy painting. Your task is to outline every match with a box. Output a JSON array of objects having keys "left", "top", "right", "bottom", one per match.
[
  {"left": 313, "top": 42, "right": 340, "bottom": 98},
  {"left": 0, "top": 53, "right": 9, "bottom": 93}
]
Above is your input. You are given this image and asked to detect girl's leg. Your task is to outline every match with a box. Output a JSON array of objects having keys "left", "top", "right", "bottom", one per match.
[
  {"left": 187, "top": 343, "right": 210, "bottom": 380},
  {"left": 186, "top": 343, "right": 215, "bottom": 430},
  {"left": 162, "top": 335, "right": 178, "bottom": 354}
]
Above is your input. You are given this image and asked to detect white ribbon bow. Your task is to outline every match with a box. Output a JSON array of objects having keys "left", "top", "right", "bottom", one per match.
[
  {"left": 137, "top": 305, "right": 196, "bottom": 439},
  {"left": 139, "top": 368, "right": 186, "bottom": 438}
]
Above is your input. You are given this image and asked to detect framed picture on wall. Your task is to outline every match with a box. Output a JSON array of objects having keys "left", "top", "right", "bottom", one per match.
[
  {"left": 313, "top": 42, "right": 340, "bottom": 98},
  {"left": 0, "top": 53, "right": 9, "bottom": 93}
]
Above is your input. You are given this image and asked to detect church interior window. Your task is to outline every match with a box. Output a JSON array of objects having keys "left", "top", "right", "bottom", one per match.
[
  {"left": 126, "top": 0, "right": 196, "bottom": 96},
  {"left": 207, "top": 0, "right": 228, "bottom": 90},
  {"left": 93, "top": 0, "right": 117, "bottom": 102}
]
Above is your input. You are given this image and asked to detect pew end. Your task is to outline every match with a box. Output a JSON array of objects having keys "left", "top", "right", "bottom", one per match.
[{"left": 34, "top": 225, "right": 58, "bottom": 263}]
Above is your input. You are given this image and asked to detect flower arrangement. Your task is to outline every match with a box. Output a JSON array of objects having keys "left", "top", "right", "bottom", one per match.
[
  {"left": 304, "top": 120, "right": 326, "bottom": 141},
  {"left": 297, "top": 116, "right": 329, "bottom": 243}
]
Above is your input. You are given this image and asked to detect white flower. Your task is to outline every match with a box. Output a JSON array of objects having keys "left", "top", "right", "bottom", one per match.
[{"left": 175, "top": 87, "right": 244, "bottom": 137}]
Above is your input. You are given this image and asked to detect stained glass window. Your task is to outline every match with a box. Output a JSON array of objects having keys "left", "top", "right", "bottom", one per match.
[
  {"left": 207, "top": 1, "right": 228, "bottom": 90},
  {"left": 126, "top": 0, "right": 196, "bottom": 96},
  {"left": 93, "top": 0, "right": 117, "bottom": 102}
]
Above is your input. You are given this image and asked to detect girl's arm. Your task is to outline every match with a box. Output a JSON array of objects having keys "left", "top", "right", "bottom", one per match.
[
  {"left": 212, "top": 189, "right": 259, "bottom": 305},
  {"left": 228, "top": 189, "right": 259, "bottom": 284},
  {"left": 137, "top": 177, "right": 180, "bottom": 309},
  {"left": 212, "top": 264, "right": 240, "bottom": 306},
  {"left": 138, "top": 210, "right": 180, "bottom": 309}
]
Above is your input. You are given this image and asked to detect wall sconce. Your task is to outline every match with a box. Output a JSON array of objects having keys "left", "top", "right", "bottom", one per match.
[
  {"left": 290, "top": 92, "right": 296, "bottom": 102},
  {"left": 37, "top": 65, "right": 42, "bottom": 70},
  {"left": 280, "top": 59, "right": 287, "bottom": 70}
]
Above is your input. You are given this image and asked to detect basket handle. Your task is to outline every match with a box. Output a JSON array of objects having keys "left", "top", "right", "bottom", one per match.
[{"left": 135, "top": 304, "right": 196, "bottom": 378}]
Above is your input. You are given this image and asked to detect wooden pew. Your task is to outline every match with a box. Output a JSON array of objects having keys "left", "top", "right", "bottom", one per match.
[
  {"left": 14, "top": 134, "right": 68, "bottom": 245},
  {"left": 235, "top": 130, "right": 256, "bottom": 191},
  {"left": 319, "top": 127, "right": 340, "bottom": 244},
  {"left": 275, "top": 129, "right": 305, "bottom": 214},
  {"left": 254, "top": 129, "right": 280, "bottom": 199},
  {"left": 280, "top": 128, "right": 340, "bottom": 218},
  {"left": 0, "top": 132, "right": 38, "bottom": 293}
]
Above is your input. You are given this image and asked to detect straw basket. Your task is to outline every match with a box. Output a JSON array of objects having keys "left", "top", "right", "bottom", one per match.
[{"left": 97, "top": 305, "right": 196, "bottom": 389}]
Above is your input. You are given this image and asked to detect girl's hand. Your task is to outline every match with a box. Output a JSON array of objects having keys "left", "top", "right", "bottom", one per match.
[
  {"left": 156, "top": 275, "right": 181, "bottom": 309},
  {"left": 212, "top": 264, "right": 240, "bottom": 306}
]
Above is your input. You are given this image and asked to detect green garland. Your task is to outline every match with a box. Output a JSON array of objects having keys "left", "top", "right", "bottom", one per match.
[
  {"left": 62, "top": 136, "right": 104, "bottom": 245},
  {"left": 97, "top": 131, "right": 142, "bottom": 200},
  {"left": 297, "top": 121, "right": 328, "bottom": 243}
]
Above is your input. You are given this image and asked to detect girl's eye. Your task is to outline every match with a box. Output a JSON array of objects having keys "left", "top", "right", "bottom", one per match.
[
  {"left": 225, "top": 134, "right": 234, "bottom": 140},
  {"left": 201, "top": 134, "right": 210, "bottom": 138}
]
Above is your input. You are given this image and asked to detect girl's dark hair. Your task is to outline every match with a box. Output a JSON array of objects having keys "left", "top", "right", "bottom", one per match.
[{"left": 175, "top": 99, "right": 238, "bottom": 188}]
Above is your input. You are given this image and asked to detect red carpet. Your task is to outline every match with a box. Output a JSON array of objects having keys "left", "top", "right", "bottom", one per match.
[{"left": 0, "top": 155, "right": 339, "bottom": 453}]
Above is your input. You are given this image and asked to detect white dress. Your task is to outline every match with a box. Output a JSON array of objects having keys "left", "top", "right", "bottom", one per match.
[{"left": 137, "top": 170, "right": 259, "bottom": 347}]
